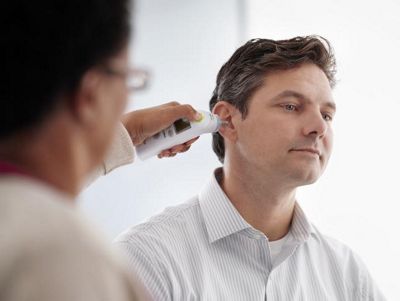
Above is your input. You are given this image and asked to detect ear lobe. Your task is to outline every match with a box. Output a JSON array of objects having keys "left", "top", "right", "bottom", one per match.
[
  {"left": 72, "top": 70, "right": 101, "bottom": 125},
  {"left": 212, "top": 101, "right": 238, "bottom": 143}
]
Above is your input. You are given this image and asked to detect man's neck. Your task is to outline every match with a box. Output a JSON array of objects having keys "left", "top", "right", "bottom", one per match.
[
  {"left": 220, "top": 161, "right": 297, "bottom": 241},
  {"left": 0, "top": 126, "right": 85, "bottom": 199}
]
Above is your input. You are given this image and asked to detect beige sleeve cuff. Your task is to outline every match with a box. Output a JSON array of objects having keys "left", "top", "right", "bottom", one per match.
[
  {"left": 84, "top": 124, "right": 135, "bottom": 187},
  {"left": 102, "top": 123, "right": 135, "bottom": 174}
]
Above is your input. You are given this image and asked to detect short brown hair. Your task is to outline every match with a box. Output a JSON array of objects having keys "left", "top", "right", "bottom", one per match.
[{"left": 209, "top": 35, "right": 336, "bottom": 163}]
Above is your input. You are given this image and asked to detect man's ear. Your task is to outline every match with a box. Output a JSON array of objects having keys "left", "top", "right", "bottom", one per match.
[
  {"left": 212, "top": 101, "right": 239, "bottom": 143},
  {"left": 71, "top": 70, "right": 102, "bottom": 127}
]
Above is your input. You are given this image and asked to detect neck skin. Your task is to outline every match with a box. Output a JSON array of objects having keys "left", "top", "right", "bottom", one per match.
[
  {"left": 0, "top": 113, "right": 91, "bottom": 200},
  {"left": 221, "top": 152, "right": 297, "bottom": 241}
]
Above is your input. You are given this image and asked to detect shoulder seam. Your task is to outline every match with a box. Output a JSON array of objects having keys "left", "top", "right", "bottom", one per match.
[{"left": 122, "top": 196, "right": 200, "bottom": 236}]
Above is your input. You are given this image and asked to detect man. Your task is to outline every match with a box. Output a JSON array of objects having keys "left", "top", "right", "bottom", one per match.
[
  {"left": 115, "top": 36, "right": 386, "bottom": 300},
  {"left": 1, "top": 0, "right": 199, "bottom": 300}
]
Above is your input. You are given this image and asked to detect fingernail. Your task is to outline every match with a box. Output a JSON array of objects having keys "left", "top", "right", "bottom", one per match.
[{"left": 195, "top": 112, "right": 203, "bottom": 121}]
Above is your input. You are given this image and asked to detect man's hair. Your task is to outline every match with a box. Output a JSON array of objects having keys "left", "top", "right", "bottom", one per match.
[
  {"left": 209, "top": 36, "right": 336, "bottom": 163},
  {"left": 2, "top": 0, "right": 131, "bottom": 140}
]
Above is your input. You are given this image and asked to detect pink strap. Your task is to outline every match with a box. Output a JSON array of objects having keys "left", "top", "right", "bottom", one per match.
[{"left": 0, "top": 161, "right": 31, "bottom": 177}]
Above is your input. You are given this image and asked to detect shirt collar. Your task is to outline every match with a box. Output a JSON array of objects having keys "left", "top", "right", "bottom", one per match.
[
  {"left": 199, "top": 168, "right": 316, "bottom": 244},
  {"left": 199, "top": 168, "right": 251, "bottom": 243},
  {"left": 289, "top": 201, "right": 316, "bottom": 243}
]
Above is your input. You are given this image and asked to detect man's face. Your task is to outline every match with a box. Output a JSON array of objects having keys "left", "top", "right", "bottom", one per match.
[{"left": 233, "top": 63, "right": 335, "bottom": 187}]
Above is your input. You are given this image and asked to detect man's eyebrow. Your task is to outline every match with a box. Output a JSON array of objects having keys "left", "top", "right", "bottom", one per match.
[
  {"left": 324, "top": 101, "right": 336, "bottom": 112},
  {"left": 270, "top": 90, "right": 309, "bottom": 102},
  {"left": 270, "top": 89, "right": 336, "bottom": 112}
]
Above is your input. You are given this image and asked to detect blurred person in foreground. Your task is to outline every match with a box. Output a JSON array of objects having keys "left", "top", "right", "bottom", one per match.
[
  {"left": 115, "top": 36, "right": 386, "bottom": 300},
  {"left": 0, "top": 0, "right": 200, "bottom": 300}
]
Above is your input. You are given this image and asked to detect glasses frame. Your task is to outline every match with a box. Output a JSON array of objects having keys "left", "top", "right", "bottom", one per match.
[{"left": 102, "top": 66, "right": 150, "bottom": 92}]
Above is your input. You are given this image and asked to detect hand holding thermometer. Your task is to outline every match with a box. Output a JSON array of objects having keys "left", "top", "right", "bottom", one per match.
[{"left": 135, "top": 110, "right": 226, "bottom": 160}]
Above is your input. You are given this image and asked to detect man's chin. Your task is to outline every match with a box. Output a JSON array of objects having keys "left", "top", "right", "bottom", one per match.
[
  {"left": 298, "top": 177, "right": 319, "bottom": 187},
  {"left": 289, "top": 168, "right": 321, "bottom": 187}
]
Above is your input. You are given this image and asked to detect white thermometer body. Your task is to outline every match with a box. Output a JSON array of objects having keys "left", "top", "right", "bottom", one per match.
[{"left": 135, "top": 110, "right": 223, "bottom": 160}]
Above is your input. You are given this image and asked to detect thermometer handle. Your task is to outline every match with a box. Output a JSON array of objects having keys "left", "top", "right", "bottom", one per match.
[{"left": 135, "top": 110, "right": 222, "bottom": 160}]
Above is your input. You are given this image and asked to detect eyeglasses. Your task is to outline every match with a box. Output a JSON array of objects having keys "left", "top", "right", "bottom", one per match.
[{"left": 102, "top": 66, "right": 150, "bottom": 92}]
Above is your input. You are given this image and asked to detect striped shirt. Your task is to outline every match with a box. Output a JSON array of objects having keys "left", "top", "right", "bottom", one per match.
[{"left": 116, "top": 168, "right": 385, "bottom": 300}]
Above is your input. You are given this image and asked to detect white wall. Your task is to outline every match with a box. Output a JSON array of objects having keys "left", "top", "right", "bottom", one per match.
[
  {"left": 246, "top": 0, "right": 400, "bottom": 299},
  {"left": 81, "top": 0, "right": 399, "bottom": 299}
]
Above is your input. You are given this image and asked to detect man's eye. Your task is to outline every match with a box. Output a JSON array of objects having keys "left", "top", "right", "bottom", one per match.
[
  {"left": 322, "top": 113, "right": 333, "bottom": 121},
  {"left": 283, "top": 104, "right": 297, "bottom": 111}
]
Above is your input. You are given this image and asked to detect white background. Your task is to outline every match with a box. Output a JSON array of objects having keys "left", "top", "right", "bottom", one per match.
[{"left": 81, "top": 0, "right": 400, "bottom": 299}]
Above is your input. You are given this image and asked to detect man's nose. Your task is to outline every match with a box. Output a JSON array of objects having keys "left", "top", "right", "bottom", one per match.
[{"left": 302, "top": 110, "right": 328, "bottom": 138}]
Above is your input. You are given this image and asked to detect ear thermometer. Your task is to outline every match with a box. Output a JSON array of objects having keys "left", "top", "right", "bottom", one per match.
[{"left": 135, "top": 110, "right": 225, "bottom": 160}]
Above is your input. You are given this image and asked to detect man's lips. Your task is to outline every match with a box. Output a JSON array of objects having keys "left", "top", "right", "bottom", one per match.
[{"left": 290, "top": 148, "right": 321, "bottom": 157}]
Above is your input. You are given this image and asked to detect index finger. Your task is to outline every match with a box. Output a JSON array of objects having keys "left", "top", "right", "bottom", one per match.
[{"left": 160, "top": 104, "right": 202, "bottom": 127}]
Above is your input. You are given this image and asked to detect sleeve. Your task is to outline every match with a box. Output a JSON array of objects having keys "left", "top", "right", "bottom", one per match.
[
  {"left": 358, "top": 271, "right": 387, "bottom": 300},
  {"left": 355, "top": 255, "right": 387, "bottom": 301},
  {"left": 86, "top": 123, "right": 135, "bottom": 185},
  {"left": 117, "top": 241, "right": 173, "bottom": 301}
]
